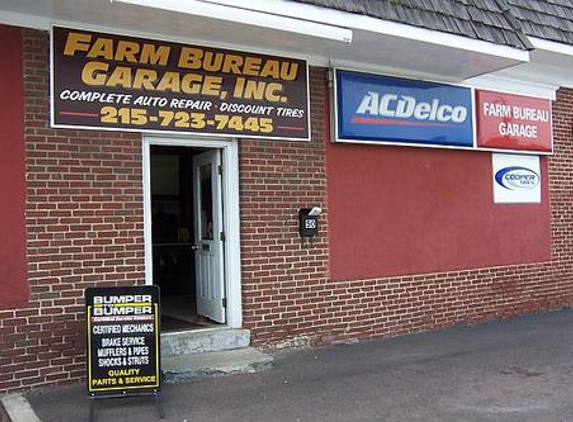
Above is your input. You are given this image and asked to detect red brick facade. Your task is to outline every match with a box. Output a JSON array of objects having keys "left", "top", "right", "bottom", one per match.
[
  {"left": 240, "top": 68, "right": 329, "bottom": 347},
  {"left": 1, "top": 28, "right": 573, "bottom": 392}
]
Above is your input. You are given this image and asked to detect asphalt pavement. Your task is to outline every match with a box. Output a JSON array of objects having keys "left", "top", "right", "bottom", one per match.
[{"left": 25, "top": 309, "right": 573, "bottom": 421}]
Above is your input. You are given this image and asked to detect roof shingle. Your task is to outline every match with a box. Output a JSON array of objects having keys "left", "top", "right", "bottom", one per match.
[
  {"left": 290, "top": 0, "right": 536, "bottom": 49},
  {"left": 506, "top": 0, "right": 573, "bottom": 45}
]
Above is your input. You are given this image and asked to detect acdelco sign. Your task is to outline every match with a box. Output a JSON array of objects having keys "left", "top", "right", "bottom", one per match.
[
  {"left": 356, "top": 93, "right": 468, "bottom": 124},
  {"left": 335, "top": 69, "right": 473, "bottom": 147}
]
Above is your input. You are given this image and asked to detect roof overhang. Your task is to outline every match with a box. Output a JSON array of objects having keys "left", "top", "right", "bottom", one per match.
[
  {"left": 467, "top": 37, "right": 573, "bottom": 100},
  {"left": 0, "top": 0, "right": 530, "bottom": 83}
]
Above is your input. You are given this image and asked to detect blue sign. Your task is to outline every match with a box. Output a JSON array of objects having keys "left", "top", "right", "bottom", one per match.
[{"left": 336, "top": 70, "right": 473, "bottom": 147}]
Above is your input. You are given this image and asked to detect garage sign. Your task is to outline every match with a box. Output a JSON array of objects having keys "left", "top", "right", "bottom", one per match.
[
  {"left": 51, "top": 27, "right": 309, "bottom": 140},
  {"left": 476, "top": 89, "right": 552, "bottom": 153}
]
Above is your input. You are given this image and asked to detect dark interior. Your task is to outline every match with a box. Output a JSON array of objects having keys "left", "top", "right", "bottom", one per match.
[{"left": 150, "top": 145, "right": 210, "bottom": 331}]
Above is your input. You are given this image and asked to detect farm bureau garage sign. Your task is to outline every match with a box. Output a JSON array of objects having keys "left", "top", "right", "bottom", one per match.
[{"left": 51, "top": 26, "right": 310, "bottom": 140}]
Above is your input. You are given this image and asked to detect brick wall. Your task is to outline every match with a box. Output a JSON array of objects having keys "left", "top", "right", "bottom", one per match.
[
  {"left": 0, "top": 29, "right": 145, "bottom": 392},
  {"left": 239, "top": 68, "right": 330, "bottom": 347}
]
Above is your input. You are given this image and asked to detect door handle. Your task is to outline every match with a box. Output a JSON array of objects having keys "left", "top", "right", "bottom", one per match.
[{"left": 191, "top": 244, "right": 200, "bottom": 251}]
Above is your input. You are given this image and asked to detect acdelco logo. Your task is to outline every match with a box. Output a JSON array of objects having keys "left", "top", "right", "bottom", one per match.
[
  {"left": 356, "top": 92, "right": 468, "bottom": 123},
  {"left": 495, "top": 166, "right": 539, "bottom": 190}
]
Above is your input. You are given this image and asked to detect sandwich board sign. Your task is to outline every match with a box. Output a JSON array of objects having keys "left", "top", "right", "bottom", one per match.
[{"left": 85, "top": 285, "right": 163, "bottom": 420}]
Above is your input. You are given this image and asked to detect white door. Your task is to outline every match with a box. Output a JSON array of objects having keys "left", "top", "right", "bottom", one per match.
[{"left": 193, "top": 150, "right": 226, "bottom": 323}]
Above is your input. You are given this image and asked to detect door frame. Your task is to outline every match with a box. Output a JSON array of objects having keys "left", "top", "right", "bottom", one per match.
[{"left": 142, "top": 134, "right": 242, "bottom": 328}]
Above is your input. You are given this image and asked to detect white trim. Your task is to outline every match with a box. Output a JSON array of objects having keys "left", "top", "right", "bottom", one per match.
[
  {"left": 50, "top": 27, "right": 55, "bottom": 129},
  {"left": 334, "top": 138, "right": 552, "bottom": 156},
  {"left": 6, "top": 0, "right": 524, "bottom": 61},
  {"left": 465, "top": 74, "right": 558, "bottom": 100},
  {"left": 329, "top": 60, "right": 466, "bottom": 85},
  {"left": 195, "top": 0, "right": 529, "bottom": 62},
  {"left": 471, "top": 87, "right": 477, "bottom": 149},
  {"left": 142, "top": 135, "right": 243, "bottom": 328},
  {"left": 529, "top": 37, "right": 573, "bottom": 57},
  {"left": 339, "top": 17, "right": 527, "bottom": 62},
  {"left": 331, "top": 67, "right": 339, "bottom": 144},
  {"left": 221, "top": 138, "right": 242, "bottom": 328},
  {"left": 0, "top": 11, "right": 50, "bottom": 30},
  {"left": 0, "top": 1, "right": 529, "bottom": 62},
  {"left": 143, "top": 140, "right": 153, "bottom": 287},
  {"left": 113, "top": 0, "right": 353, "bottom": 43},
  {"left": 29, "top": 17, "right": 328, "bottom": 65},
  {"left": 3, "top": 3, "right": 527, "bottom": 65}
]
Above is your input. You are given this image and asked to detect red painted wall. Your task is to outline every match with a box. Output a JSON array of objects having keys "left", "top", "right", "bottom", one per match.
[
  {"left": 0, "top": 25, "right": 28, "bottom": 308},
  {"left": 327, "top": 143, "right": 551, "bottom": 280}
]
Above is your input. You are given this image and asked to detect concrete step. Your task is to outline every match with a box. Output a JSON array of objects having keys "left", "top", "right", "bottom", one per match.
[
  {"left": 162, "top": 347, "right": 273, "bottom": 382},
  {"left": 0, "top": 394, "right": 41, "bottom": 422},
  {"left": 161, "top": 328, "right": 250, "bottom": 357}
]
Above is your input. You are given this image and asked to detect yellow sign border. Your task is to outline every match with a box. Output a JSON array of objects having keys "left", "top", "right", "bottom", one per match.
[{"left": 87, "top": 303, "right": 160, "bottom": 393}]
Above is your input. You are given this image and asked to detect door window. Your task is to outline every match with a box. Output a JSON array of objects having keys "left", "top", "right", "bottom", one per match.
[{"left": 199, "top": 163, "right": 214, "bottom": 240}]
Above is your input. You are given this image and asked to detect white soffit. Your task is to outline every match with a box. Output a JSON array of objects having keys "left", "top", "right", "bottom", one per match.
[
  {"left": 465, "top": 74, "right": 558, "bottom": 100},
  {"left": 0, "top": 0, "right": 529, "bottom": 81},
  {"left": 111, "top": 0, "right": 353, "bottom": 43},
  {"left": 467, "top": 36, "right": 573, "bottom": 99}
]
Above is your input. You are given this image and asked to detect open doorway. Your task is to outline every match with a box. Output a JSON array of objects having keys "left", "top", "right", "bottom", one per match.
[{"left": 150, "top": 145, "right": 226, "bottom": 332}]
